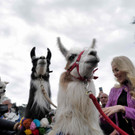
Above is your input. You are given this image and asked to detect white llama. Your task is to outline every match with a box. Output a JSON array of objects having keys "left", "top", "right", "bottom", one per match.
[
  {"left": 49, "top": 38, "right": 104, "bottom": 135},
  {"left": 0, "top": 78, "right": 9, "bottom": 104}
]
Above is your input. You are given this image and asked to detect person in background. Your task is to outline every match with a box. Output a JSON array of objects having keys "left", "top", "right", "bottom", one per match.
[
  {"left": 99, "top": 93, "right": 114, "bottom": 135},
  {"left": 11, "top": 103, "right": 21, "bottom": 122},
  {"left": 1, "top": 97, "right": 12, "bottom": 120},
  {"left": 0, "top": 98, "right": 20, "bottom": 135},
  {"left": 2, "top": 98, "right": 12, "bottom": 112},
  {"left": 100, "top": 93, "right": 108, "bottom": 108},
  {"left": 102, "top": 56, "right": 135, "bottom": 135},
  {"left": 1, "top": 98, "right": 20, "bottom": 122}
]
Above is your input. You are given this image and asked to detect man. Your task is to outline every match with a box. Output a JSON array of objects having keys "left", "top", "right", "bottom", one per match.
[
  {"left": 99, "top": 93, "right": 108, "bottom": 108},
  {"left": 99, "top": 93, "right": 115, "bottom": 135},
  {"left": 2, "top": 98, "right": 12, "bottom": 112}
]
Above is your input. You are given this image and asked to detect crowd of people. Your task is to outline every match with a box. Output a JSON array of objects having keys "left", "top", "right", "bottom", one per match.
[{"left": 1, "top": 55, "right": 135, "bottom": 135}]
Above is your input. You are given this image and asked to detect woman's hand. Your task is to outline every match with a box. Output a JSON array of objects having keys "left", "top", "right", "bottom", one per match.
[{"left": 102, "top": 105, "right": 125, "bottom": 117}]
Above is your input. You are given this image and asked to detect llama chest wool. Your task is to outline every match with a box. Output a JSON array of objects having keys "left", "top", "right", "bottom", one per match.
[{"left": 32, "top": 79, "right": 51, "bottom": 112}]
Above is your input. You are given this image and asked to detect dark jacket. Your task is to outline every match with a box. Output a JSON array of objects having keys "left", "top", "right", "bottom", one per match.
[{"left": 0, "top": 118, "right": 16, "bottom": 135}]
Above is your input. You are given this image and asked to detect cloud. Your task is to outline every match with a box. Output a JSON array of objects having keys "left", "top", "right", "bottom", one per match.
[{"left": 0, "top": 0, "right": 135, "bottom": 106}]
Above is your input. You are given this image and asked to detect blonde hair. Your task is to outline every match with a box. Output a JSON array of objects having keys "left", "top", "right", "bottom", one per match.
[{"left": 111, "top": 56, "right": 135, "bottom": 99}]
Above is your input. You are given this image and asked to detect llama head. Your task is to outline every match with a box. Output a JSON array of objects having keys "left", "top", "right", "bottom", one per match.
[
  {"left": 0, "top": 78, "right": 9, "bottom": 98},
  {"left": 57, "top": 37, "right": 99, "bottom": 81},
  {"left": 30, "top": 47, "right": 52, "bottom": 78}
]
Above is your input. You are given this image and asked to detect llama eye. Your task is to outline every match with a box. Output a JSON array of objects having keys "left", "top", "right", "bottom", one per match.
[
  {"left": 0, "top": 86, "right": 3, "bottom": 89},
  {"left": 68, "top": 54, "right": 77, "bottom": 61},
  {"left": 32, "top": 58, "right": 38, "bottom": 63},
  {"left": 89, "top": 51, "right": 97, "bottom": 56}
]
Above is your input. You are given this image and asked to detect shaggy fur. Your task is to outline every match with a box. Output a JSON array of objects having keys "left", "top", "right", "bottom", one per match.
[
  {"left": 0, "top": 78, "right": 9, "bottom": 104},
  {"left": 49, "top": 38, "right": 104, "bottom": 135}
]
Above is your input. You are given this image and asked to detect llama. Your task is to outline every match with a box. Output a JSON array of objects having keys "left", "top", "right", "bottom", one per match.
[
  {"left": 17, "top": 47, "right": 54, "bottom": 135},
  {"left": 49, "top": 38, "right": 104, "bottom": 135},
  {"left": 0, "top": 78, "right": 9, "bottom": 104},
  {"left": 25, "top": 47, "right": 52, "bottom": 120}
]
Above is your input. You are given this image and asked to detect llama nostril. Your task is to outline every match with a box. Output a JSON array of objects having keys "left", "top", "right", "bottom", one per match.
[
  {"left": 89, "top": 51, "right": 97, "bottom": 56},
  {"left": 40, "top": 56, "right": 45, "bottom": 59}
]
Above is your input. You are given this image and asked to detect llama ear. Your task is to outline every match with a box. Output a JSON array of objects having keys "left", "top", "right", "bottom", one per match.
[
  {"left": 57, "top": 37, "right": 68, "bottom": 57},
  {"left": 30, "top": 47, "right": 36, "bottom": 60},
  {"left": 91, "top": 38, "right": 96, "bottom": 49},
  {"left": 46, "top": 48, "right": 52, "bottom": 62}
]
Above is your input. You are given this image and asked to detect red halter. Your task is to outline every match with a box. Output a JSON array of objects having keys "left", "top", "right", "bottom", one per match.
[{"left": 67, "top": 51, "right": 98, "bottom": 81}]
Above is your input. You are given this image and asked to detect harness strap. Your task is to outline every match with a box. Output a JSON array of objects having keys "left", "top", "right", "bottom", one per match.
[
  {"left": 68, "top": 51, "right": 87, "bottom": 81},
  {"left": 68, "top": 51, "right": 98, "bottom": 81},
  {"left": 68, "top": 51, "right": 84, "bottom": 72}
]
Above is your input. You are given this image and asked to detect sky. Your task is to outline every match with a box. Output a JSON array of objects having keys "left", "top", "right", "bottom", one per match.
[{"left": 0, "top": 0, "right": 135, "bottom": 107}]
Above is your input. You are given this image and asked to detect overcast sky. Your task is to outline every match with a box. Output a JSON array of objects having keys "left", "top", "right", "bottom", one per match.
[{"left": 0, "top": 0, "right": 135, "bottom": 107}]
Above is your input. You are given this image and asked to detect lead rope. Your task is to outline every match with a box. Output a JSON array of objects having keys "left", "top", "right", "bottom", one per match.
[
  {"left": 89, "top": 93, "right": 128, "bottom": 135},
  {"left": 39, "top": 78, "right": 57, "bottom": 108},
  {"left": 84, "top": 82, "right": 128, "bottom": 135}
]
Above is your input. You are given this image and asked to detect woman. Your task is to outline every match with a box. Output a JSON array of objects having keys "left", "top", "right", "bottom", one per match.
[{"left": 103, "top": 56, "right": 135, "bottom": 135}]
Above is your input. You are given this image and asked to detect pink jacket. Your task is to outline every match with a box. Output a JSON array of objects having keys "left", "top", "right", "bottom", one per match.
[{"left": 106, "top": 85, "right": 135, "bottom": 134}]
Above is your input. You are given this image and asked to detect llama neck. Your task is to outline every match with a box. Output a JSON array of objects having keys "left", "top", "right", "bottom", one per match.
[
  {"left": 60, "top": 72, "right": 77, "bottom": 90},
  {"left": 31, "top": 72, "right": 50, "bottom": 81},
  {"left": 57, "top": 75, "right": 96, "bottom": 120},
  {"left": 60, "top": 71, "right": 93, "bottom": 89}
]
